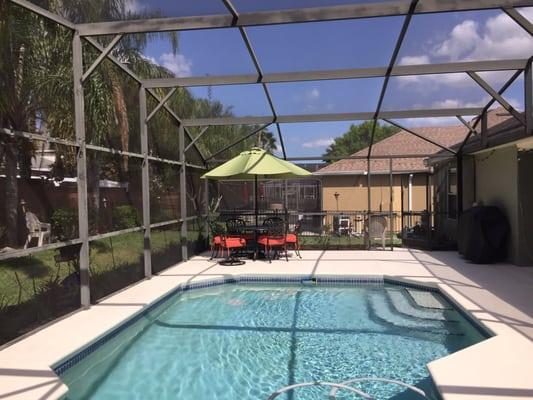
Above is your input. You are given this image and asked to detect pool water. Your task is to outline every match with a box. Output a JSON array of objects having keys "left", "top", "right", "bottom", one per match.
[{"left": 59, "top": 284, "right": 486, "bottom": 399}]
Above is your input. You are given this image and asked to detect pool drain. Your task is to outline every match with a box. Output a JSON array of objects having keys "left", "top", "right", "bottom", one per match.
[{"left": 267, "top": 377, "right": 427, "bottom": 399}]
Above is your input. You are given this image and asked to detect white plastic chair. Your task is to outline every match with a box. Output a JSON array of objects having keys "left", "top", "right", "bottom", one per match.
[
  {"left": 24, "top": 212, "right": 51, "bottom": 248},
  {"left": 366, "top": 215, "right": 387, "bottom": 249},
  {"left": 338, "top": 216, "right": 352, "bottom": 236}
]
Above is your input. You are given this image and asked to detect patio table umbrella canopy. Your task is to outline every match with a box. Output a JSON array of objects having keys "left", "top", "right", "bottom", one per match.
[
  {"left": 201, "top": 147, "right": 311, "bottom": 181},
  {"left": 202, "top": 147, "right": 311, "bottom": 224}
]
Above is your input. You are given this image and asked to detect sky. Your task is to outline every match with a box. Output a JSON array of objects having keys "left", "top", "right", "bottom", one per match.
[{"left": 123, "top": 2, "right": 533, "bottom": 158}]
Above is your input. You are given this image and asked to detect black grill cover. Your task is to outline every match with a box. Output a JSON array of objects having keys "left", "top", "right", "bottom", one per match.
[{"left": 458, "top": 206, "right": 509, "bottom": 263}]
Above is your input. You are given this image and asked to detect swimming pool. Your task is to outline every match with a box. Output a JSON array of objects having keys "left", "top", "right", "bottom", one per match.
[{"left": 58, "top": 280, "right": 486, "bottom": 399}]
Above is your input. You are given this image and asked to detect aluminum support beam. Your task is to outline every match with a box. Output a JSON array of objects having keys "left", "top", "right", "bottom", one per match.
[
  {"left": 525, "top": 58, "right": 533, "bottom": 135},
  {"left": 179, "top": 124, "right": 188, "bottom": 261},
  {"left": 81, "top": 34, "right": 123, "bottom": 82},
  {"left": 141, "top": 59, "right": 528, "bottom": 89},
  {"left": 456, "top": 115, "right": 479, "bottom": 137},
  {"left": 146, "top": 87, "right": 177, "bottom": 122},
  {"left": 75, "top": 0, "right": 532, "bottom": 36},
  {"left": 467, "top": 71, "right": 527, "bottom": 126},
  {"left": 458, "top": 70, "right": 522, "bottom": 153},
  {"left": 285, "top": 154, "right": 437, "bottom": 161},
  {"left": 82, "top": 36, "right": 206, "bottom": 163},
  {"left": 383, "top": 118, "right": 457, "bottom": 154},
  {"left": 389, "top": 158, "right": 394, "bottom": 251},
  {"left": 221, "top": 0, "right": 289, "bottom": 160},
  {"left": 366, "top": 158, "right": 371, "bottom": 250},
  {"left": 205, "top": 123, "right": 272, "bottom": 161},
  {"left": 368, "top": 0, "right": 418, "bottom": 158},
  {"left": 184, "top": 126, "right": 209, "bottom": 152},
  {"left": 72, "top": 33, "right": 90, "bottom": 307},
  {"left": 10, "top": 0, "right": 76, "bottom": 30},
  {"left": 276, "top": 123, "right": 287, "bottom": 159},
  {"left": 503, "top": 7, "right": 533, "bottom": 35},
  {"left": 183, "top": 109, "right": 484, "bottom": 127},
  {"left": 139, "top": 87, "right": 152, "bottom": 278},
  {"left": 481, "top": 111, "right": 489, "bottom": 147}
]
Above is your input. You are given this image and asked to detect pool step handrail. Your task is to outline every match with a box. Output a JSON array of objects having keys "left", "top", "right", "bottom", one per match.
[
  {"left": 267, "top": 377, "right": 427, "bottom": 399},
  {"left": 267, "top": 381, "right": 372, "bottom": 400},
  {"left": 329, "top": 377, "right": 427, "bottom": 399}
]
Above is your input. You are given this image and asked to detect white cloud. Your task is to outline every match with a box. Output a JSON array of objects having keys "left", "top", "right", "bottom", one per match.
[
  {"left": 398, "top": 55, "right": 430, "bottom": 65},
  {"left": 302, "top": 138, "right": 334, "bottom": 149},
  {"left": 304, "top": 88, "right": 320, "bottom": 101},
  {"left": 124, "top": 0, "right": 142, "bottom": 14},
  {"left": 433, "top": 20, "right": 480, "bottom": 61},
  {"left": 398, "top": 9, "right": 533, "bottom": 89},
  {"left": 159, "top": 53, "right": 193, "bottom": 77}
]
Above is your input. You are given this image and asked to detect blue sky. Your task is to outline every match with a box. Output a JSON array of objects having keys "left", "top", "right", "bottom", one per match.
[{"left": 132, "top": 3, "right": 533, "bottom": 158}]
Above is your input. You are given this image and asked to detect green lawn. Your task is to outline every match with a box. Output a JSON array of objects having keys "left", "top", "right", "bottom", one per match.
[
  {"left": 0, "top": 226, "right": 205, "bottom": 307},
  {"left": 300, "top": 234, "right": 402, "bottom": 248}
]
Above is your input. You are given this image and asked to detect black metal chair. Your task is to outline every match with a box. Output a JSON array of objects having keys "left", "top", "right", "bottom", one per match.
[
  {"left": 208, "top": 220, "right": 226, "bottom": 260},
  {"left": 258, "top": 220, "right": 288, "bottom": 262}
]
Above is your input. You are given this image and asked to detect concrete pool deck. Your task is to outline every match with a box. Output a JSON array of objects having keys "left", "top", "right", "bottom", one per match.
[{"left": 0, "top": 248, "right": 532, "bottom": 400}]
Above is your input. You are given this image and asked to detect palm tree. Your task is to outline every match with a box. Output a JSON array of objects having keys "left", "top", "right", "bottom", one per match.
[{"left": 0, "top": 0, "right": 46, "bottom": 245}]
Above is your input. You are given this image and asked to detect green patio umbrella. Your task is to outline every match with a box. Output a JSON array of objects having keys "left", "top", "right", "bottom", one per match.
[{"left": 201, "top": 147, "right": 311, "bottom": 225}]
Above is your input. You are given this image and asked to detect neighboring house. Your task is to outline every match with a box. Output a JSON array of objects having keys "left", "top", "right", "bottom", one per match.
[
  {"left": 428, "top": 107, "right": 532, "bottom": 266},
  {"left": 314, "top": 124, "right": 468, "bottom": 232}
]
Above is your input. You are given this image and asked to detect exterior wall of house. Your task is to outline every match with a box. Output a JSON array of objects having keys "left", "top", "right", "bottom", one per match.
[
  {"left": 517, "top": 147, "right": 533, "bottom": 265},
  {"left": 474, "top": 145, "right": 520, "bottom": 264},
  {"left": 434, "top": 142, "right": 532, "bottom": 266},
  {"left": 321, "top": 173, "right": 429, "bottom": 213}
]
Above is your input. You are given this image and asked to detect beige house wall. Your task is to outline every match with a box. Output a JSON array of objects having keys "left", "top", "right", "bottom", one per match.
[
  {"left": 321, "top": 173, "right": 428, "bottom": 213},
  {"left": 474, "top": 145, "right": 520, "bottom": 264}
]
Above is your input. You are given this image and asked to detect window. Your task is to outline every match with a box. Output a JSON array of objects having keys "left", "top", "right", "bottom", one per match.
[{"left": 447, "top": 167, "right": 457, "bottom": 219}]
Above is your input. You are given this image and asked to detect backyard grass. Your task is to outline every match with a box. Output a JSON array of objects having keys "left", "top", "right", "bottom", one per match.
[{"left": 0, "top": 226, "right": 205, "bottom": 306}]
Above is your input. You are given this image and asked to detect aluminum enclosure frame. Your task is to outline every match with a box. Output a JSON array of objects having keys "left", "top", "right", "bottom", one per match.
[{"left": 4, "top": 0, "right": 533, "bottom": 307}]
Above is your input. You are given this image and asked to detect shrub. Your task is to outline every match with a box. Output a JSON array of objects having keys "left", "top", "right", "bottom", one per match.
[
  {"left": 51, "top": 208, "right": 78, "bottom": 240},
  {"left": 112, "top": 205, "right": 140, "bottom": 229}
]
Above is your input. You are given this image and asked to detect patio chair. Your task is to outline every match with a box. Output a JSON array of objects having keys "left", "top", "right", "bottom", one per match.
[
  {"left": 286, "top": 221, "right": 302, "bottom": 259},
  {"left": 24, "top": 211, "right": 51, "bottom": 249},
  {"left": 219, "top": 235, "right": 247, "bottom": 266},
  {"left": 226, "top": 218, "right": 246, "bottom": 236},
  {"left": 258, "top": 220, "right": 288, "bottom": 263},
  {"left": 338, "top": 216, "right": 352, "bottom": 236},
  {"left": 208, "top": 221, "right": 225, "bottom": 260},
  {"left": 365, "top": 215, "right": 387, "bottom": 249}
]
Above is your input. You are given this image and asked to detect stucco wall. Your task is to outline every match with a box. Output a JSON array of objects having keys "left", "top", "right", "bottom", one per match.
[
  {"left": 321, "top": 173, "right": 428, "bottom": 213},
  {"left": 475, "top": 146, "right": 519, "bottom": 263}
]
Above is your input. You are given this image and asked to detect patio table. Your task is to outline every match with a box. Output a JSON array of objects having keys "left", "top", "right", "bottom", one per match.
[{"left": 241, "top": 225, "right": 269, "bottom": 260}]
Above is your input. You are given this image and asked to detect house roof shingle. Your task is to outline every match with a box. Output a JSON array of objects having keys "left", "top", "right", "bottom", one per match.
[{"left": 314, "top": 107, "right": 516, "bottom": 175}]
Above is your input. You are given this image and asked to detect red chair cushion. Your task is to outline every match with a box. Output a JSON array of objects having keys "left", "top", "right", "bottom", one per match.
[
  {"left": 222, "top": 237, "right": 246, "bottom": 249},
  {"left": 258, "top": 236, "right": 285, "bottom": 246},
  {"left": 285, "top": 233, "right": 297, "bottom": 243},
  {"left": 213, "top": 236, "right": 222, "bottom": 245}
]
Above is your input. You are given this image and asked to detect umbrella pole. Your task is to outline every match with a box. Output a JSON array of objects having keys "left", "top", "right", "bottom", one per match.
[{"left": 255, "top": 175, "right": 258, "bottom": 226}]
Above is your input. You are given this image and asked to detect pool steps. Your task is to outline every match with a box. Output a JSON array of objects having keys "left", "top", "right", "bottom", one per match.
[
  {"left": 367, "top": 291, "right": 463, "bottom": 335},
  {"left": 406, "top": 289, "right": 452, "bottom": 310},
  {"left": 386, "top": 289, "right": 454, "bottom": 321}
]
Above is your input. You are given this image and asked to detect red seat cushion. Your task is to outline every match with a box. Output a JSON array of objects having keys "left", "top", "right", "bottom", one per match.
[
  {"left": 285, "top": 233, "right": 297, "bottom": 243},
  {"left": 213, "top": 236, "right": 222, "bottom": 245},
  {"left": 222, "top": 237, "right": 246, "bottom": 248},
  {"left": 258, "top": 236, "right": 285, "bottom": 246}
]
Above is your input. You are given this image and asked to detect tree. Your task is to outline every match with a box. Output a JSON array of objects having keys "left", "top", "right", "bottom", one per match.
[
  {"left": 322, "top": 121, "right": 399, "bottom": 160},
  {"left": 0, "top": 0, "right": 47, "bottom": 245}
]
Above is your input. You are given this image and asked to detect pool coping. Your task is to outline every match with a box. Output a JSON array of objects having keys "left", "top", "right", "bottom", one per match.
[{"left": 0, "top": 251, "right": 531, "bottom": 400}]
